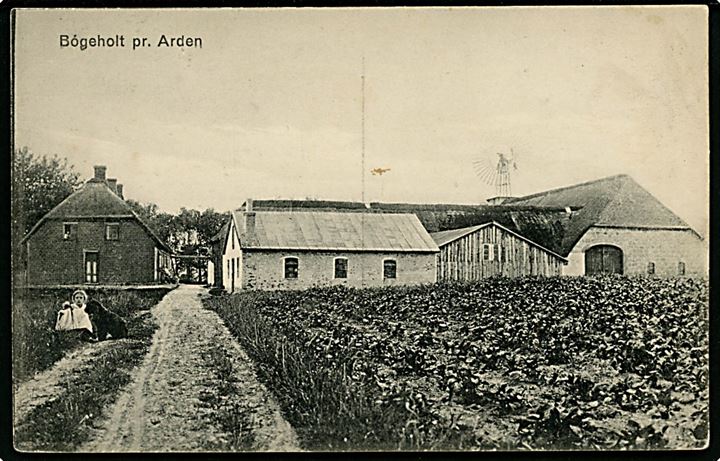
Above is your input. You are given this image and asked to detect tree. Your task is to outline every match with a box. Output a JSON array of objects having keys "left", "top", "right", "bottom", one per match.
[
  {"left": 12, "top": 147, "right": 82, "bottom": 237},
  {"left": 126, "top": 200, "right": 229, "bottom": 255}
]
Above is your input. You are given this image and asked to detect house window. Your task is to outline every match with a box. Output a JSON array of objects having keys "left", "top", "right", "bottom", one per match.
[
  {"left": 383, "top": 259, "right": 397, "bottom": 279},
  {"left": 85, "top": 251, "right": 98, "bottom": 283},
  {"left": 284, "top": 257, "right": 299, "bottom": 279},
  {"left": 483, "top": 244, "right": 494, "bottom": 261},
  {"left": 647, "top": 262, "right": 655, "bottom": 275},
  {"left": 334, "top": 258, "right": 348, "bottom": 279},
  {"left": 678, "top": 262, "right": 686, "bottom": 276},
  {"left": 63, "top": 223, "right": 76, "bottom": 240},
  {"left": 105, "top": 223, "right": 119, "bottom": 240}
]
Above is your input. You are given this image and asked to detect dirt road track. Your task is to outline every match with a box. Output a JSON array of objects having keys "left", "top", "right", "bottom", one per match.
[{"left": 79, "top": 285, "right": 298, "bottom": 452}]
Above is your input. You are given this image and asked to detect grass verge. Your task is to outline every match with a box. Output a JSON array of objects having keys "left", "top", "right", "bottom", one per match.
[
  {"left": 12, "top": 287, "right": 170, "bottom": 383},
  {"left": 13, "top": 305, "right": 160, "bottom": 451},
  {"left": 197, "top": 345, "right": 256, "bottom": 451}
]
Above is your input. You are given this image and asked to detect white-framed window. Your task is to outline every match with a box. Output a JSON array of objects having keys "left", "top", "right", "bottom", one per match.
[
  {"left": 284, "top": 257, "right": 299, "bottom": 279},
  {"left": 84, "top": 250, "right": 98, "bottom": 283},
  {"left": 63, "top": 222, "right": 77, "bottom": 240},
  {"left": 482, "top": 243, "right": 494, "bottom": 261},
  {"left": 105, "top": 223, "right": 119, "bottom": 240},
  {"left": 334, "top": 257, "right": 348, "bottom": 279},
  {"left": 383, "top": 259, "right": 397, "bottom": 279},
  {"left": 678, "top": 261, "right": 686, "bottom": 276}
]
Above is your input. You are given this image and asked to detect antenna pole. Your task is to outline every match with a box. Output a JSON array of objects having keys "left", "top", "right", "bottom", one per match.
[{"left": 361, "top": 56, "right": 366, "bottom": 205}]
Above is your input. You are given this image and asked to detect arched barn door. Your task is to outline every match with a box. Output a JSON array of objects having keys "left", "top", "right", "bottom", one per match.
[{"left": 585, "top": 245, "right": 623, "bottom": 275}]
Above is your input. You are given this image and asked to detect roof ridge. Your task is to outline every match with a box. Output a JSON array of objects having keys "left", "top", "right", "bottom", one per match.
[
  {"left": 597, "top": 175, "right": 694, "bottom": 232},
  {"left": 511, "top": 174, "right": 629, "bottom": 203}
]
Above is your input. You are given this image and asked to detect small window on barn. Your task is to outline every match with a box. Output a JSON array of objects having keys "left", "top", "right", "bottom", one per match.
[
  {"left": 483, "top": 244, "right": 494, "bottom": 261},
  {"left": 678, "top": 261, "right": 686, "bottom": 276},
  {"left": 63, "top": 223, "right": 76, "bottom": 240},
  {"left": 284, "top": 257, "right": 299, "bottom": 279},
  {"left": 383, "top": 259, "right": 397, "bottom": 279},
  {"left": 105, "top": 223, "right": 119, "bottom": 240},
  {"left": 334, "top": 258, "right": 348, "bottom": 279},
  {"left": 647, "top": 262, "right": 655, "bottom": 275}
]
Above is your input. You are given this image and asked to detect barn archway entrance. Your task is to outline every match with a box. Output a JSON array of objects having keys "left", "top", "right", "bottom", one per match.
[{"left": 585, "top": 245, "right": 623, "bottom": 275}]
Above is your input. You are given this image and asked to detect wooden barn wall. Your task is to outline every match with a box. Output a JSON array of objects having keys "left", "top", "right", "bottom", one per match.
[{"left": 437, "top": 226, "right": 563, "bottom": 281}]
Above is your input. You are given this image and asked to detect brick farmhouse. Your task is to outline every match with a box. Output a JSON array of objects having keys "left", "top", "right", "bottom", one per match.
[
  {"left": 219, "top": 200, "right": 438, "bottom": 292},
  {"left": 21, "top": 166, "right": 173, "bottom": 286}
]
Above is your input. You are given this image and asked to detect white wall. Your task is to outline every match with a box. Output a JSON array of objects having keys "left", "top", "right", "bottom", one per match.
[
  {"left": 242, "top": 250, "right": 437, "bottom": 290},
  {"left": 207, "top": 260, "right": 214, "bottom": 286},
  {"left": 222, "top": 218, "right": 243, "bottom": 292},
  {"left": 564, "top": 227, "right": 707, "bottom": 277}
]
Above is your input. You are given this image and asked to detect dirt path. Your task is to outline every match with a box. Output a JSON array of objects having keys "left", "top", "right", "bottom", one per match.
[
  {"left": 13, "top": 340, "right": 118, "bottom": 425},
  {"left": 79, "top": 285, "right": 298, "bottom": 452}
]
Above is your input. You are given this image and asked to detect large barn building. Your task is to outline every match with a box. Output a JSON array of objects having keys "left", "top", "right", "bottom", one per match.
[
  {"left": 219, "top": 201, "right": 438, "bottom": 291},
  {"left": 21, "top": 166, "right": 173, "bottom": 286},
  {"left": 503, "top": 174, "right": 706, "bottom": 277}
]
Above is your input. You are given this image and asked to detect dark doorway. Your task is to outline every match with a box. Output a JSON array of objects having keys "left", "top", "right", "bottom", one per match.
[{"left": 585, "top": 245, "right": 623, "bottom": 275}]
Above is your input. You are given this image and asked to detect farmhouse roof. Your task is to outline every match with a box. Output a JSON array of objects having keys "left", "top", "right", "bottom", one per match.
[
  {"left": 505, "top": 174, "right": 699, "bottom": 254},
  {"left": 22, "top": 178, "right": 172, "bottom": 253},
  {"left": 430, "top": 222, "right": 567, "bottom": 261},
  {"left": 231, "top": 210, "right": 439, "bottom": 252},
  {"left": 246, "top": 200, "right": 570, "bottom": 255}
]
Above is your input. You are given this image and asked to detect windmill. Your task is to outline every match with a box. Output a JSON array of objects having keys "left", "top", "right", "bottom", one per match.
[{"left": 473, "top": 149, "right": 519, "bottom": 198}]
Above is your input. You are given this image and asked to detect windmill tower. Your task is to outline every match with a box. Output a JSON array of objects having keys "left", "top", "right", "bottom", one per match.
[{"left": 473, "top": 149, "right": 519, "bottom": 204}]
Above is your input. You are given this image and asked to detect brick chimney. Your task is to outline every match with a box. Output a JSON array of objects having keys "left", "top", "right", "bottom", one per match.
[
  {"left": 116, "top": 184, "right": 124, "bottom": 199},
  {"left": 244, "top": 198, "right": 255, "bottom": 236},
  {"left": 107, "top": 178, "right": 118, "bottom": 194},
  {"left": 94, "top": 165, "right": 107, "bottom": 181}
]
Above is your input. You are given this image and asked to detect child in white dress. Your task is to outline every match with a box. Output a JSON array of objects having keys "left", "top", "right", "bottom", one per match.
[{"left": 55, "top": 289, "right": 96, "bottom": 340}]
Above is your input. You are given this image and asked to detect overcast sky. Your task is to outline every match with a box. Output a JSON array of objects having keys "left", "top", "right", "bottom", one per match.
[{"left": 14, "top": 7, "right": 708, "bottom": 235}]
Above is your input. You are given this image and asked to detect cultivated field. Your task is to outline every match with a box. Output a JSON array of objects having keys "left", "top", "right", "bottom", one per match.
[{"left": 205, "top": 276, "right": 709, "bottom": 451}]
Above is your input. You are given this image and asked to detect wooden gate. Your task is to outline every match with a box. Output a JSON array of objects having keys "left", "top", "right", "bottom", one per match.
[{"left": 585, "top": 245, "right": 623, "bottom": 275}]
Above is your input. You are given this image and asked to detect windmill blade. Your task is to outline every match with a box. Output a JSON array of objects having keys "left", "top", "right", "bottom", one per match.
[{"left": 473, "top": 158, "right": 499, "bottom": 186}]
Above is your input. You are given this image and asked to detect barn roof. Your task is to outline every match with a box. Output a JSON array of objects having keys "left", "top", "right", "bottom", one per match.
[
  {"left": 430, "top": 221, "right": 567, "bottom": 261},
  {"left": 231, "top": 210, "right": 439, "bottom": 252},
  {"left": 22, "top": 178, "right": 172, "bottom": 253},
  {"left": 505, "top": 174, "right": 699, "bottom": 254}
]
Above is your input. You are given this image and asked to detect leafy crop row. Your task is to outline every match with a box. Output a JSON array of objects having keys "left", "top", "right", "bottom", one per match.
[{"left": 205, "top": 276, "right": 708, "bottom": 450}]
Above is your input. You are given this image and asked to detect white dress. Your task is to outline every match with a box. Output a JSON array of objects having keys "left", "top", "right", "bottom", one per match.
[{"left": 55, "top": 305, "right": 94, "bottom": 333}]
